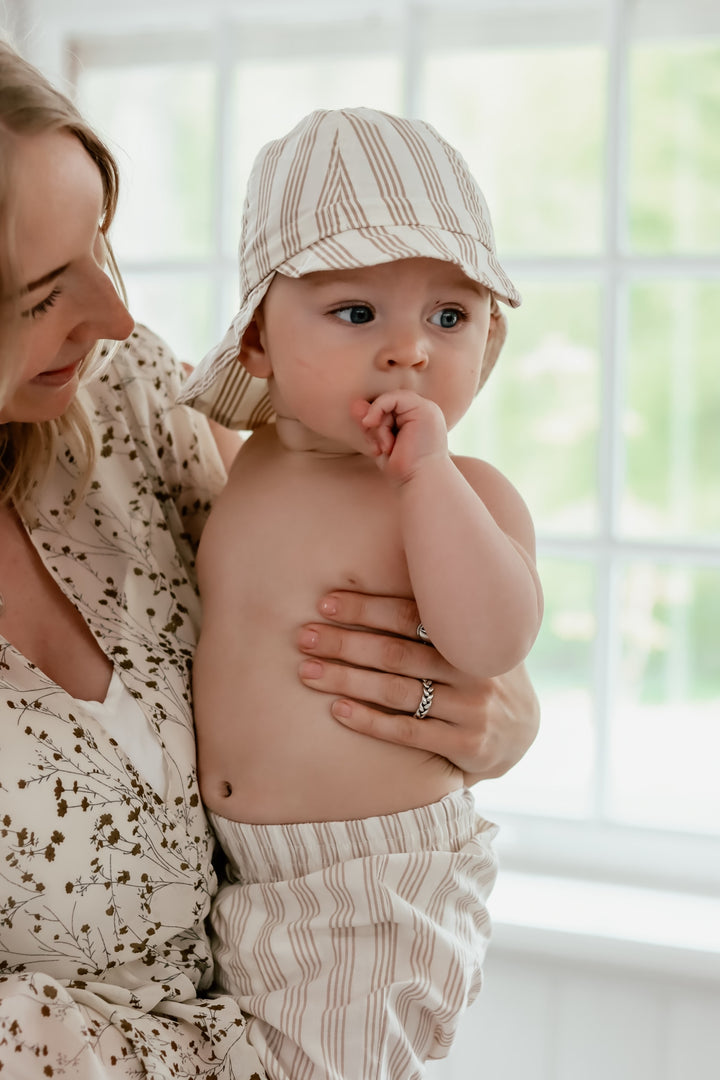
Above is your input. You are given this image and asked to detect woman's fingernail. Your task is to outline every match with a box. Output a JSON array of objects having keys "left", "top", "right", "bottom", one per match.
[
  {"left": 319, "top": 596, "right": 339, "bottom": 617},
  {"left": 299, "top": 660, "right": 323, "bottom": 679},
  {"left": 299, "top": 628, "right": 319, "bottom": 650},
  {"left": 331, "top": 701, "right": 352, "bottom": 719}
]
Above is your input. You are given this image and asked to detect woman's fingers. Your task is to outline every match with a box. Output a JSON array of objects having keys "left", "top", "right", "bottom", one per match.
[
  {"left": 317, "top": 591, "right": 421, "bottom": 640},
  {"left": 299, "top": 621, "right": 451, "bottom": 683},
  {"left": 299, "top": 653, "right": 446, "bottom": 717},
  {"left": 298, "top": 591, "right": 541, "bottom": 783},
  {"left": 326, "top": 699, "right": 492, "bottom": 776},
  {"left": 298, "top": 642, "right": 540, "bottom": 781}
]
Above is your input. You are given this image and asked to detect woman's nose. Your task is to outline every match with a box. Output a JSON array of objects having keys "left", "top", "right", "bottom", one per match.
[
  {"left": 69, "top": 271, "right": 134, "bottom": 346},
  {"left": 103, "top": 288, "right": 135, "bottom": 341}
]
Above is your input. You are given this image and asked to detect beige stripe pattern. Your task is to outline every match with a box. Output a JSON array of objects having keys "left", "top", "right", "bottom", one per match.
[
  {"left": 209, "top": 789, "right": 498, "bottom": 1080},
  {"left": 178, "top": 107, "right": 520, "bottom": 430}
]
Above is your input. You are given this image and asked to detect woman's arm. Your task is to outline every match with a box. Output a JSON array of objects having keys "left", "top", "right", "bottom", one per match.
[
  {"left": 297, "top": 590, "right": 540, "bottom": 784},
  {"left": 208, "top": 418, "right": 243, "bottom": 472}
]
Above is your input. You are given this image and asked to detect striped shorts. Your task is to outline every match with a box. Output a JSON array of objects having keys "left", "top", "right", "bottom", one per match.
[{"left": 208, "top": 788, "right": 498, "bottom": 1080}]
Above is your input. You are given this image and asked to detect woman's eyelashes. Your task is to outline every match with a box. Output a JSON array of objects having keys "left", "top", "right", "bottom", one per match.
[{"left": 23, "top": 287, "right": 61, "bottom": 320}]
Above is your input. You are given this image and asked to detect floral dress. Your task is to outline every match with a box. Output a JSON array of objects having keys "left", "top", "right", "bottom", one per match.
[{"left": 0, "top": 327, "right": 265, "bottom": 1079}]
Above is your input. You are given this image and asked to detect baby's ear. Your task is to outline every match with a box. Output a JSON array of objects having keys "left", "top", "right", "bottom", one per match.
[
  {"left": 238, "top": 317, "right": 272, "bottom": 377},
  {"left": 477, "top": 298, "right": 507, "bottom": 391}
]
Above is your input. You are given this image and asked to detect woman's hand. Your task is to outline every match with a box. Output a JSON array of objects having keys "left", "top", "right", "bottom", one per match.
[{"left": 297, "top": 590, "right": 540, "bottom": 784}]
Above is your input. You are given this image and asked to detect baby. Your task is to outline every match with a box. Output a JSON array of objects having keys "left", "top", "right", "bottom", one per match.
[{"left": 180, "top": 107, "right": 542, "bottom": 1080}]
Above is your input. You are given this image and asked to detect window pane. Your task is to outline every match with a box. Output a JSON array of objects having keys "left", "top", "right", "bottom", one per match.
[
  {"left": 123, "top": 272, "right": 215, "bottom": 365},
  {"left": 610, "top": 563, "right": 720, "bottom": 834},
  {"left": 452, "top": 283, "right": 601, "bottom": 535},
  {"left": 628, "top": 42, "right": 720, "bottom": 254},
  {"left": 227, "top": 56, "right": 402, "bottom": 252},
  {"left": 77, "top": 64, "right": 216, "bottom": 261},
  {"left": 622, "top": 280, "right": 720, "bottom": 540},
  {"left": 423, "top": 48, "right": 606, "bottom": 255},
  {"left": 481, "top": 558, "right": 596, "bottom": 818}
]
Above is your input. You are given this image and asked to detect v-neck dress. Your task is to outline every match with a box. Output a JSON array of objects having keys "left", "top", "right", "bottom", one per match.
[{"left": 0, "top": 326, "right": 265, "bottom": 1078}]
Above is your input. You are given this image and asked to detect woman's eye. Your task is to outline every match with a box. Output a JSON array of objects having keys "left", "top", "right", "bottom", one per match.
[
  {"left": 22, "top": 288, "right": 61, "bottom": 320},
  {"left": 333, "top": 304, "right": 374, "bottom": 325},
  {"left": 430, "top": 307, "right": 465, "bottom": 329}
]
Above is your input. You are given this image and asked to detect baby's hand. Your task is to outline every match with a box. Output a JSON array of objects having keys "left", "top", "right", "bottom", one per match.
[{"left": 352, "top": 390, "right": 449, "bottom": 482}]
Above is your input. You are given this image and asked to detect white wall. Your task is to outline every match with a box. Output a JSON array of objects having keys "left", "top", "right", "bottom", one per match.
[
  {"left": 429, "top": 940, "right": 720, "bottom": 1079},
  {"left": 426, "top": 871, "right": 720, "bottom": 1078}
]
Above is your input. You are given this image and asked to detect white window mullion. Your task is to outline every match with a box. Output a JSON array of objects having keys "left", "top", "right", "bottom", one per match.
[
  {"left": 603, "top": 0, "right": 632, "bottom": 541},
  {"left": 401, "top": 1, "right": 424, "bottom": 116},
  {"left": 590, "top": 0, "right": 633, "bottom": 824},
  {"left": 210, "top": 20, "right": 236, "bottom": 345}
]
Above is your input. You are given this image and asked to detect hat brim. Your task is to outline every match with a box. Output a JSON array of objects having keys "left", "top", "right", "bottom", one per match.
[
  {"left": 177, "top": 275, "right": 277, "bottom": 430},
  {"left": 178, "top": 225, "right": 520, "bottom": 430},
  {"left": 279, "top": 222, "right": 520, "bottom": 306}
]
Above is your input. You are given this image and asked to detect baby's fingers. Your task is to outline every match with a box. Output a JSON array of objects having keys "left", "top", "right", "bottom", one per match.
[
  {"left": 374, "top": 417, "right": 395, "bottom": 456},
  {"left": 361, "top": 395, "right": 396, "bottom": 429},
  {"left": 353, "top": 399, "right": 395, "bottom": 456}
]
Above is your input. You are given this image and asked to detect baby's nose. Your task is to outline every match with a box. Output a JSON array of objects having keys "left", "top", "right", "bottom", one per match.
[{"left": 375, "top": 332, "right": 429, "bottom": 369}]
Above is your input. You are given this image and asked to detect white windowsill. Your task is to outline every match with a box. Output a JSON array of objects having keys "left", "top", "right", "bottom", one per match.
[{"left": 489, "top": 871, "right": 720, "bottom": 982}]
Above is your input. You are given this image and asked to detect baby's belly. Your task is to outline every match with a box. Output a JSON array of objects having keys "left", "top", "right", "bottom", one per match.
[{"left": 199, "top": 661, "right": 462, "bottom": 826}]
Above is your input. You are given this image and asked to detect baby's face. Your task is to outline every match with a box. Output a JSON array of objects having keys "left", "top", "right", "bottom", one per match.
[{"left": 253, "top": 257, "right": 492, "bottom": 450}]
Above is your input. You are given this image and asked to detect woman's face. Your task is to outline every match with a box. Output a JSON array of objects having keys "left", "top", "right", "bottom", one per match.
[{"left": 0, "top": 129, "right": 134, "bottom": 424}]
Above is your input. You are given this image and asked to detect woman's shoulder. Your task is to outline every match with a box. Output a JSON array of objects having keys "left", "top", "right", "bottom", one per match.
[
  {"left": 86, "top": 323, "right": 195, "bottom": 434},
  {"left": 108, "top": 323, "right": 186, "bottom": 397},
  {"left": 85, "top": 323, "right": 226, "bottom": 507}
]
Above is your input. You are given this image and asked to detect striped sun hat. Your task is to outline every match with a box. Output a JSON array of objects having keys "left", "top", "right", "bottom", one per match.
[{"left": 179, "top": 107, "right": 521, "bottom": 429}]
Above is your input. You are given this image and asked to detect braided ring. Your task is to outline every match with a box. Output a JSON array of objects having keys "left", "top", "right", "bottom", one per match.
[{"left": 413, "top": 678, "right": 434, "bottom": 719}]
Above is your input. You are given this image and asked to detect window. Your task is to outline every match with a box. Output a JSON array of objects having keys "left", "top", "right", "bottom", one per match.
[{"left": 16, "top": 0, "right": 720, "bottom": 893}]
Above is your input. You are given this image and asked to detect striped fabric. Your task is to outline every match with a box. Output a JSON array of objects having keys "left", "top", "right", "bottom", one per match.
[
  {"left": 178, "top": 107, "right": 520, "bottom": 430},
  {"left": 209, "top": 789, "right": 498, "bottom": 1080}
]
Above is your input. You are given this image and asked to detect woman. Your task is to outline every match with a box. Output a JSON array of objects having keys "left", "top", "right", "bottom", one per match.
[{"left": 0, "top": 39, "right": 538, "bottom": 1079}]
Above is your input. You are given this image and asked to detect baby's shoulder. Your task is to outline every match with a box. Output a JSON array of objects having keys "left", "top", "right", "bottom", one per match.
[
  {"left": 450, "top": 453, "right": 509, "bottom": 493},
  {"left": 451, "top": 453, "right": 536, "bottom": 547}
]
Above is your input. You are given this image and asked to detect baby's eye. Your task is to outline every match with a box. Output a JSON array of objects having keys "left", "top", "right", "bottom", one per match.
[
  {"left": 333, "top": 304, "right": 374, "bottom": 325},
  {"left": 430, "top": 308, "right": 465, "bottom": 329}
]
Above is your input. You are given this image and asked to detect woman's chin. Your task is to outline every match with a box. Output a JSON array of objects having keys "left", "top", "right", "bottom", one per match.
[{"left": 2, "top": 369, "right": 81, "bottom": 424}]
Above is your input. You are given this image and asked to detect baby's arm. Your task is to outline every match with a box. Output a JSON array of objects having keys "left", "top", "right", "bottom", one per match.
[{"left": 358, "top": 391, "right": 543, "bottom": 677}]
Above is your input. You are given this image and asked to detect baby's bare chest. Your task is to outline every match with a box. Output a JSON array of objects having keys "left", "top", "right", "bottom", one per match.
[{"left": 217, "top": 460, "right": 411, "bottom": 600}]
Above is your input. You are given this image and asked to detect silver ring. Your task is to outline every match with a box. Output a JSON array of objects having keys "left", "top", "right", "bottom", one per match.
[
  {"left": 416, "top": 622, "right": 432, "bottom": 645},
  {"left": 413, "top": 678, "right": 434, "bottom": 719}
]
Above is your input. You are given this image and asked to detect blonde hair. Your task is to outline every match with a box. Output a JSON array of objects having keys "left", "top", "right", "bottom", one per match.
[{"left": 0, "top": 39, "right": 125, "bottom": 510}]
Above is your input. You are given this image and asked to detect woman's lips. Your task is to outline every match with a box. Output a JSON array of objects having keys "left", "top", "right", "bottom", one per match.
[{"left": 32, "top": 359, "right": 82, "bottom": 386}]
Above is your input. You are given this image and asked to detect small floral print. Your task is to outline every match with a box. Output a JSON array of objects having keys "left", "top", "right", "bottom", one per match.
[{"left": 0, "top": 328, "right": 264, "bottom": 1079}]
